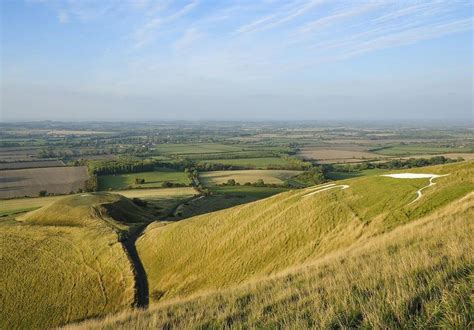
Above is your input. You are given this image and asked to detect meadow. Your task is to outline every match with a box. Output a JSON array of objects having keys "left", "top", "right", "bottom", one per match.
[
  {"left": 98, "top": 169, "right": 190, "bottom": 190},
  {"left": 199, "top": 170, "right": 301, "bottom": 186}
]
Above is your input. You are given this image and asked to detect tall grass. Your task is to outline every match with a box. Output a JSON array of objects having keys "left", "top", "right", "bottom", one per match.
[{"left": 69, "top": 192, "right": 473, "bottom": 329}]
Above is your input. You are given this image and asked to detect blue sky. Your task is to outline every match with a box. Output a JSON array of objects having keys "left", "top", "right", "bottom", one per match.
[{"left": 1, "top": 0, "right": 472, "bottom": 121}]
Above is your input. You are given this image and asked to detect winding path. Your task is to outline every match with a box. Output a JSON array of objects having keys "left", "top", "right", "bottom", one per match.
[{"left": 381, "top": 173, "right": 449, "bottom": 205}]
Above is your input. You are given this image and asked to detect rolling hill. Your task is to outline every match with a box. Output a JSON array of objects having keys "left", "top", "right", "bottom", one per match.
[
  {"left": 0, "top": 193, "right": 154, "bottom": 329},
  {"left": 70, "top": 161, "right": 473, "bottom": 328}
]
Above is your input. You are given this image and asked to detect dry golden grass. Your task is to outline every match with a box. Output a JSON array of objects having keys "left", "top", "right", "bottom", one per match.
[
  {"left": 135, "top": 162, "right": 472, "bottom": 304},
  {"left": 68, "top": 192, "right": 473, "bottom": 329},
  {"left": 0, "top": 223, "right": 135, "bottom": 329}
]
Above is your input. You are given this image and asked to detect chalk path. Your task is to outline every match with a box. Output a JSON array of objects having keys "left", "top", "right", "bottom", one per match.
[{"left": 303, "top": 183, "right": 349, "bottom": 197}]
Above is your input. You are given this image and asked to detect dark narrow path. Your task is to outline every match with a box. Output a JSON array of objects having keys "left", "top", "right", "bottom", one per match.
[{"left": 122, "top": 225, "right": 149, "bottom": 308}]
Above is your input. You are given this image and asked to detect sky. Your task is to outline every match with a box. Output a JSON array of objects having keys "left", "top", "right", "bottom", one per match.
[{"left": 1, "top": 0, "right": 473, "bottom": 122}]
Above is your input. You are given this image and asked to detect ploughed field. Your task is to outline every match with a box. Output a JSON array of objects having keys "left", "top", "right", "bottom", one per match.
[{"left": 0, "top": 166, "right": 89, "bottom": 198}]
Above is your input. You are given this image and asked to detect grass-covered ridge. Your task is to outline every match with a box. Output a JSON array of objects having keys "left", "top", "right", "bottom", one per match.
[
  {"left": 136, "top": 162, "right": 473, "bottom": 303},
  {"left": 69, "top": 190, "right": 473, "bottom": 329},
  {"left": 19, "top": 192, "right": 153, "bottom": 230}
]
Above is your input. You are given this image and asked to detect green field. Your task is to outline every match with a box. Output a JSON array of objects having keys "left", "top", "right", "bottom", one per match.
[
  {"left": 198, "top": 157, "right": 290, "bottom": 168},
  {"left": 199, "top": 170, "right": 301, "bottom": 186},
  {"left": 171, "top": 186, "right": 289, "bottom": 219},
  {"left": 98, "top": 169, "right": 190, "bottom": 190}
]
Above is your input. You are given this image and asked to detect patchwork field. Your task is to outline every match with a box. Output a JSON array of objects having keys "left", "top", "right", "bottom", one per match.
[
  {"left": 199, "top": 170, "right": 302, "bottom": 186},
  {"left": 0, "top": 166, "right": 89, "bottom": 199},
  {"left": 298, "top": 148, "right": 385, "bottom": 163},
  {"left": 98, "top": 169, "right": 190, "bottom": 190}
]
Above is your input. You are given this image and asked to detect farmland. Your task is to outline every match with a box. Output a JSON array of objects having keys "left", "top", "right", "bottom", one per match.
[
  {"left": 0, "top": 166, "right": 89, "bottom": 199},
  {"left": 199, "top": 170, "right": 302, "bottom": 186},
  {"left": 98, "top": 169, "right": 190, "bottom": 190}
]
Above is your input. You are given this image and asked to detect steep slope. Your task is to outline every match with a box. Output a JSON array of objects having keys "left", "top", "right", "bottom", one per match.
[
  {"left": 0, "top": 193, "right": 154, "bottom": 328},
  {"left": 136, "top": 161, "right": 472, "bottom": 302},
  {"left": 69, "top": 191, "right": 473, "bottom": 329}
]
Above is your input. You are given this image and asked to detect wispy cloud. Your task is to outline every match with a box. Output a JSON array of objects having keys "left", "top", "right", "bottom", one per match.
[
  {"left": 174, "top": 27, "right": 204, "bottom": 50},
  {"left": 237, "top": 0, "right": 325, "bottom": 34},
  {"left": 134, "top": 0, "right": 199, "bottom": 47}
]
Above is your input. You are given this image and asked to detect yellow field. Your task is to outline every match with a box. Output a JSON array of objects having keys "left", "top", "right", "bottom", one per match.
[{"left": 199, "top": 170, "right": 302, "bottom": 185}]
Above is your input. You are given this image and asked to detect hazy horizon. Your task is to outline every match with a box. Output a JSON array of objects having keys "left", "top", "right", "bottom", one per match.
[{"left": 1, "top": 0, "right": 473, "bottom": 122}]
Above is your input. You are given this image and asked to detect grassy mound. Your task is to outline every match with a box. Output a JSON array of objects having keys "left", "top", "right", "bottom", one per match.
[
  {"left": 68, "top": 191, "right": 474, "bottom": 329},
  {"left": 0, "top": 192, "right": 155, "bottom": 328},
  {"left": 136, "top": 162, "right": 472, "bottom": 303},
  {"left": 20, "top": 192, "right": 153, "bottom": 230}
]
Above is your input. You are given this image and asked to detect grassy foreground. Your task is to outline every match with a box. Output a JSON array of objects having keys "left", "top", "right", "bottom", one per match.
[{"left": 68, "top": 191, "right": 473, "bottom": 329}]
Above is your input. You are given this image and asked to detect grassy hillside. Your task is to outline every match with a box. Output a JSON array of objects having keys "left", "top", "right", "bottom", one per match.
[
  {"left": 69, "top": 191, "right": 473, "bottom": 329},
  {"left": 0, "top": 193, "right": 155, "bottom": 328},
  {"left": 136, "top": 162, "right": 472, "bottom": 303}
]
